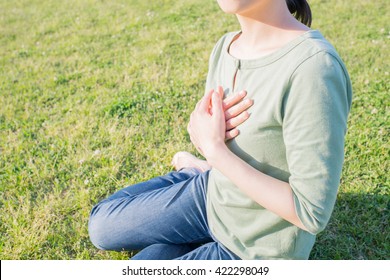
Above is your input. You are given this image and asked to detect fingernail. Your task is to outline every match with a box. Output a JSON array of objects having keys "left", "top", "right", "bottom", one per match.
[{"left": 240, "top": 90, "right": 246, "bottom": 96}]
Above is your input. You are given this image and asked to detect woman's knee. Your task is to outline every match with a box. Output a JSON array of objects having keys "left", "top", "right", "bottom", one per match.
[
  {"left": 88, "top": 202, "right": 112, "bottom": 250},
  {"left": 88, "top": 199, "right": 141, "bottom": 251}
]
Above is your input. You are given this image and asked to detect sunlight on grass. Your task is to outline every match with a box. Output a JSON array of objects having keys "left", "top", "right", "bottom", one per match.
[{"left": 0, "top": 0, "right": 388, "bottom": 259}]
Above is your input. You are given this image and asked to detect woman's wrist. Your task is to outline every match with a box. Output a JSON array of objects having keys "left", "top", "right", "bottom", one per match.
[{"left": 204, "top": 142, "right": 231, "bottom": 168}]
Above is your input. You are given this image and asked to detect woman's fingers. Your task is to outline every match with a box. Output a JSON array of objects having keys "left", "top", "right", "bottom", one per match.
[
  {"left": 191, "top": 87, "right": 253, "bottom": 143},
  {"left": 222, "top": 90, "right": 247, "bottom": 110},
  {"left": 225, "top": 98, "right": 253, "bottom": 120},
  {"left": 225, "top": 129, "right": 239, "bottom": 141},
  {"left": 211, "top": 89, "right": 223, "bottom": 119},
  {"left": 199, "top": 89, "right": 214, "bottom": 112},
  {"left": 195, "top": 89, "right": 211, "bottom": 112},
  {"left": 226, "top": 110, "right": 250, "bottom": 130}
]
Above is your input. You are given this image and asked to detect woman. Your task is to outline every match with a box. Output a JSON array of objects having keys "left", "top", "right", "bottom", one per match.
[{"left": 88, "top": 0, "right": 352, "bottom": 259}]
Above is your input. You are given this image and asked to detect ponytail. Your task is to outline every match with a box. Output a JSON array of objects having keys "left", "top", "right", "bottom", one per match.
[{"left": 286, "top": 0, "right": 312, "bottom": 27}]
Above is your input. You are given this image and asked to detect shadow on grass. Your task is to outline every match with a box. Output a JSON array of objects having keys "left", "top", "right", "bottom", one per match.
[
  {"left": 310, "top": 192, "right": 389, "bottom": 259},
  {"left": 94, "top": 184, "right": 389, "bottom": 260}
]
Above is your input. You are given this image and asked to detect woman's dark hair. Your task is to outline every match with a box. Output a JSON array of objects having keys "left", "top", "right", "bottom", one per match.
[{"left": 286, "top": 0, "right": 312, "bottom": 27}]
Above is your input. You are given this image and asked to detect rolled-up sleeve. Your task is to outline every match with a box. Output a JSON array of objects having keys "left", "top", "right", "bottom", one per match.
[{"left": 282, "top": 51, "right": 352, "bottom": 235}]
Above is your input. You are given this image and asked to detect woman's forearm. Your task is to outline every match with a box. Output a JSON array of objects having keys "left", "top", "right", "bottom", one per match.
[
  {"left": 187, "top": 89, "right": 307, "bottom": 231},
  {"left": 207, "top": 145, "right": 308, "bottom": 231}
]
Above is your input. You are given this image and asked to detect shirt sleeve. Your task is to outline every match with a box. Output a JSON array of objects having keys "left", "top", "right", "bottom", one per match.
[{"left": 282, "top": 51, "right": 352, "bottom": 235}]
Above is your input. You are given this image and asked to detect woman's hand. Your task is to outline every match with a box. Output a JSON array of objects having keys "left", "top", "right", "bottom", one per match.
[
  {"left": 222, "top": 90, "right": 253, "bottom": 140},
  {"left": 172, "top": 86, "right": 252, "bottom": 171},
  {"left": 187, "top": 87, "right": 226, "bottom": 159}
]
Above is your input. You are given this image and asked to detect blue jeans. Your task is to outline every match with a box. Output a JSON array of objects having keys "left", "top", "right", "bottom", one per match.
[{"left": 88, "top": 168, "right": 240, "bottom": 260}]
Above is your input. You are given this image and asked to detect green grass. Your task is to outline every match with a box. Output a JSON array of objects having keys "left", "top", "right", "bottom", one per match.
[{"left": 0, "top": 0, "right": 388, "bottom": 259}]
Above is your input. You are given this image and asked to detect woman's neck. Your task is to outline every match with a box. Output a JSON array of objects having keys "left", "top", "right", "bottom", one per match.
[{"left": 230, "top": 3, "right": 310, "bottom": 59}]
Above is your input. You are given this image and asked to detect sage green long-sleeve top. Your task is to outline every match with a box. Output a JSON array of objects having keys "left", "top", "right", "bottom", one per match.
[{"left": 205, "top": 30, "right": 352, "bottom": 259}]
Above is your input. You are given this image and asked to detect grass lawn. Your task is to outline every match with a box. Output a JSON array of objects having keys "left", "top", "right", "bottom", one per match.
[{"left": 0, "top": 0, "right": 388, "bottom": 259}]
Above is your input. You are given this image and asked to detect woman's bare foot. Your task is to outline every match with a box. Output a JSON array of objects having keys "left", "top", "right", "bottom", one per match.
[{"left": 171, "top": 151, "right": 211, "bottom": 172}]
